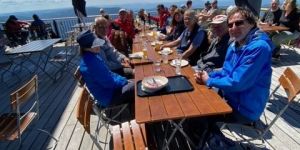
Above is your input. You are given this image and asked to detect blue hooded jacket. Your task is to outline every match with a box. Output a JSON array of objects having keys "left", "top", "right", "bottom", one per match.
[
  {"left": 206, "top": 28, "right": 273, "bottom": 121},
  {"left": 80, "top": 51, "right": 127, "bottom": 107}
]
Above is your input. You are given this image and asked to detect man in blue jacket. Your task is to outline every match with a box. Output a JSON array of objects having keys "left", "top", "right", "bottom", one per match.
[
  {"left": 77, "top": 30, "right": 134, "bottom": 108},
  {"left": 195, "top": 6, "right": 273, "bottom": 123}
]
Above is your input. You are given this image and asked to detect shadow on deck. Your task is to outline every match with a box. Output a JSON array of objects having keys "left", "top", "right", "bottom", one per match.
[{"left": 0, "top": 43, "right": 79, "bottom": 150}]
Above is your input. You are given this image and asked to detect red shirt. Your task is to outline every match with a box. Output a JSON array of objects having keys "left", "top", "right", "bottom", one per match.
[
  {"left": 114, "top": 18, "right": 135, "bottom": 39},
  {"left": 149, "top": 10, "right": 170, "bottom": 28},
  {"left": 6, "top": 21, "right": 29, "bottom": 33}
]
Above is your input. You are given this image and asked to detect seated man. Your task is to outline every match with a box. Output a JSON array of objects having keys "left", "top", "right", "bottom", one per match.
[
  {"left": 161, "top": 9, "right": 209, "bottom": 66},
  {"left": 197, "top": 0, "right": 221, "bottom": 28},
  {"left": 114, "top": 9, "right": 135, "bottom": 50},
  {"left": 259, "top": 0, "right": 282, "bottom": 26},
  {"left": 77, "top": 30, "right": 134, "bottom": 108},
  {"left": 194, "top": 7, "right": 273, "bottom": 147},
  {"left": 196, "top": 6, "right": 273, "bottom": 124},
  {"left": 147, "top": 4, "right": 170, "bottom": 34},
  {"left": 94, "top": 16, "right": 133, "bottom": 79},
  {"left": 30, "top": 14, "right": 47, "bottom": 39},
  {"left": 197, "top": 15, "right": 231, "bottom": 73}
]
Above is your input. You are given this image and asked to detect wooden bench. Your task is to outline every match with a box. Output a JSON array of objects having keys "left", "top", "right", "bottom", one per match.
[{"left": 111, "top": 120, "right": 148, "bottom": 150}]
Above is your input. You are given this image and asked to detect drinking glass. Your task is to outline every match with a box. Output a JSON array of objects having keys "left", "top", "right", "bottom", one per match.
[
  {"left": 175, "top": 53, "right": 182, "bottom": 75},
  {"left": 154, "top": 60, "right": 161, "bottom": 73},
  {"left": 142, "top": 42, "right": 148, "bottom": 59},
  {"left": 162, "top": 51, "right": 168, "bottom": 64}
]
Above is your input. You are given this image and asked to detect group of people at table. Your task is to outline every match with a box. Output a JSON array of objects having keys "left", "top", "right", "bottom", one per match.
[{"left": 76, "top": 0, "right": 298, "bottom": 147}]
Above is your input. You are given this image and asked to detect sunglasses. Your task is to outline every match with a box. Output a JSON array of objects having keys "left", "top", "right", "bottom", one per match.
[{"left": 227, "top": 20, "right": 245, "bottom": 28}]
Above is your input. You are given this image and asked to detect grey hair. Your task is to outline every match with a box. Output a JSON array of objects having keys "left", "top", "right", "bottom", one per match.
[{"left": 184, "top": 9, "right": 197, "bottom": 21}]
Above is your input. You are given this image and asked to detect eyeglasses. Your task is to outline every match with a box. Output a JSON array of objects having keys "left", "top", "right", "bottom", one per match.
[{"left": 227, "top": 20, "right": 245, "bottom": 28}]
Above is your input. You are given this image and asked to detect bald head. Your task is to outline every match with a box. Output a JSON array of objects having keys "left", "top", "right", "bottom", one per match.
[{"left": 94, "top": 17, "right": 109, "bottom": 38}]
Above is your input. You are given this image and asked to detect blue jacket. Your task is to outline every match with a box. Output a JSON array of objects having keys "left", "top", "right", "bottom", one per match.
[
  {"left": 207, "top": 28, "right": 273, "bottom": 121},
  {"left": 80, "top": 51, "right": 128, "bottom": 107}
]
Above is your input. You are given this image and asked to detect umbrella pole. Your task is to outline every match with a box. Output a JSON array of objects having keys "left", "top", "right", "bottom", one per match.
[{"left": 76, "top": 9, "right": 86, "bottom": 31}]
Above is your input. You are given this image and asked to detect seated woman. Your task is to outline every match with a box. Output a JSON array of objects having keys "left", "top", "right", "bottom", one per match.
[
  {"left": 160, "top": 9, "right": 185, "bottom": 41},
  {"left": 272, "top": 0, "right": 300, "bottom": 59},
  {"left": 77, "top": 30, "right": 134, "bottom": 108}
]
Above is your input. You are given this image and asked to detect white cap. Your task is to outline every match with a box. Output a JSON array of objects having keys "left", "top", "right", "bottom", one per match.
[{"left": 119, "top": 8, "right": 127, "bottom": 13}]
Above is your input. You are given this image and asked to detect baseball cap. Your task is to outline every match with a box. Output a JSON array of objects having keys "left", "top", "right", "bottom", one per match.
[
  {"left": 209, "top": 15, "right": 227, "bottom": 25},
  {"left": 77, "top": 30, "right": 105, "bottom": 49}
]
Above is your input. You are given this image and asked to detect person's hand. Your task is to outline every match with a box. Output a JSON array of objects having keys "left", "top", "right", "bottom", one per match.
[
  {"left": 200, "top": 71, "right": 209, "bottom": 85},
  {"left": 194, "top": 71, "right": 209, "bottom": 85},
  {"left": 194, "top": 71, "right": 204, "bottom": 84},
  {"left": 121, "top": 57, "right": 131, "bottom": 68},
  {"left": 160, "top": 44, "right": 166, "bottom": 50}
]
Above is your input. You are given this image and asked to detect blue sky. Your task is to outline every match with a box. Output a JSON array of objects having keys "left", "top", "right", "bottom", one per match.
[
  {"left": 0, "top": 0, "right": 290, "bottom": 14},
  {"left": 0, "top": 0, "right": 181, "bottom": 14}
]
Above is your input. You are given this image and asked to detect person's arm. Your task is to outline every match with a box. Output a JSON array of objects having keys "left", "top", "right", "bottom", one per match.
[
  {"left": 182, "top": 30, "right": 205, "bottom": 59},
  {"left": 161, "top": 38, "right": 180, "bottom": 49},
  {"left": 206, "top": 41, "right": 271, "bottom": 92},
  {"left": 84, "top": 54, "right": 117, "bottom": 88}
]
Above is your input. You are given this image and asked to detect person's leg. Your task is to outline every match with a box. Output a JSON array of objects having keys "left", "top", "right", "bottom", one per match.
[
  {"left": 110, "top": 81, "right": 135, "bottom": 106},
  {"left": 201, "top": 111, "right": 254, "bottom": 149},
  {"left": 272, "top": 31, "right": 299, "bottom": 58}
]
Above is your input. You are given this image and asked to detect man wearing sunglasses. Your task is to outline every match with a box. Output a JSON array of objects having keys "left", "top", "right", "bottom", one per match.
[{"left": 195, "top": 7, "right": 273, "bottom": 127}]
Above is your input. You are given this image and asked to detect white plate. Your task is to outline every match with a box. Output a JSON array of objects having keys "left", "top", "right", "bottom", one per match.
[
  {"left": 170, "top": 59, "right": 189, "bottom": 67},
  {"left": 141, "top": 76, "right": 168, "bottom": 93},
  {"left": 158, "top": 49, "right": 173, "bottom": 55},
  {"left": 129, "top": 52, "right": 144, "bottom": 59},
  {"left": 151, "top": 41, "right": 163, "bottom": 46}
]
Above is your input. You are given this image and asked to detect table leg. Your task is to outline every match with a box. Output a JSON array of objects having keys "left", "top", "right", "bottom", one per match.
[{"left": 162, "top": 118, "right": 197, "bottom": 150}]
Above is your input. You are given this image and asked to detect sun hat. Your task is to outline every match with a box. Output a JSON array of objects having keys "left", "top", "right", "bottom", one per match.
[
  {"left": 76, "top": 30, "right": 105, "bottom": 49},
  {"left": 209, "top": 15, "right": 227, "bottom": 24}
]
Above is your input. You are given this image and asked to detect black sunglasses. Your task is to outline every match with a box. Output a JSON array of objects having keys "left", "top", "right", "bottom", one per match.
[{"left": 228, "top": 20, "right": 245, "bottom": 28}]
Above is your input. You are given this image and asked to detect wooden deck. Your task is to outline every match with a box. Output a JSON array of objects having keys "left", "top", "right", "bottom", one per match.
[{"left": 1, "top": 44, "right": 300, "bottom": 150}]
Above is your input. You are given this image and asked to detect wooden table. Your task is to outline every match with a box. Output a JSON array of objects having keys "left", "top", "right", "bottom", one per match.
[
  {"left": 133, "top": 33, "right": 232, "bottom": 149},
  {"left": 133, "top": 34, "right": 232, "bottom": 124},
  {"left": 258, "top": 24, "right": 289, "bottom": 33}
]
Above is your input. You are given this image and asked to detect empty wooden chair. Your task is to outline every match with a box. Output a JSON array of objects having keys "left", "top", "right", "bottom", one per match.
[
  {"left": 220, "top": 67, "right": 300, "bottom": 148},
  {"left": 0, "top": 75, "right": 38, "bottom": 145},
  {"left": 111, "top": 120, "right": 148, "bottom": 150}
]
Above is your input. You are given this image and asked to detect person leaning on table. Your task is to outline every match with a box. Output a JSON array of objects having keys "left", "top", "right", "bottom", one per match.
[
  {"left": 195, "top": 6, "right": 273, "bottom": 126},
  {"left": 77, "top": 30, "right": 134, "bottom": 108},
  {"left": 160, "top": 9, "right": 209, "bottom": 66}
]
